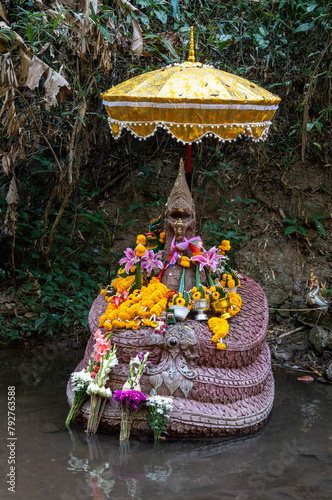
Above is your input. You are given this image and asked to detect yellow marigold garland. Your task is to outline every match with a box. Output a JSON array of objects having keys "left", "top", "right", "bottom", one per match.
[
  {"left": 208, "top": 317, "right": 229, "bottom": 346},
  {"left": 110, "top": 275, "right": 135, "bottom": 293},
  {"left": 228, "top": 292, "right": 242, "bottom": 309},
  {"left": 136, "top": 234, "right": 147, "bottom": 245},
  {"left": 207, "top": 291, "right": 242, "bottom": 349},
  {"left": 135, "top": 244, "right": 146, "bottom": 257},
  {"left": 99, "top": 277, "right": 168, "bottom": 331},
  {"left": 180, "top": 256, "right": 191, "bottom": 268}
]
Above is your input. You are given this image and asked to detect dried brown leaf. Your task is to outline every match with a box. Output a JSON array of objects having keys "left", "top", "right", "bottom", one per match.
[
  {"left": 1, "top": 53, "right": 18, "bottom": 89},
  {"left": 4, "top": 176, "right": 19, "bottom": 236},
  {"left": 119, "top": 0, "right": 139, "bottom": 13},
  {"left": 6, "top": 175, "right": 19, "bottom": 204},
  {"left": 24, "top": 312, "right": 36, "bottom": 318},
  {"left": 44, "top": 68, "right": 70, "bottom": 108},
  {"left": 130, "top": 17, "right": 143, "bottom": 57},
  {"left": 0, "top": 2, "right": 8, "bottom": 23},
  {"left": 1, "top": 154, "right": 10, "bottom": 175},
  {"left": 18, "top": 52, "right": 48, "bottom": 89},
  {"left": 18, "top": 51, "right": 70, "bottom": 108},
  {"left": 4, "top": 101, "right": 19, "bottom": 136}
]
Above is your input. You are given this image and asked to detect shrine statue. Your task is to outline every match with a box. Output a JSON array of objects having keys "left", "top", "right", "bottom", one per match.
[
  {"left": 162, "top": 159, "right": 200, "bottom": 291},
  {"left": 66, "top": 157, "right": 274, "bottom": 438}
]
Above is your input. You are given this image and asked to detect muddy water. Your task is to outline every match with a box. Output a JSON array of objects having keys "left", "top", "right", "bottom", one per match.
[{"left": 0, "top": 347, "right": 331, "bottom": 500}]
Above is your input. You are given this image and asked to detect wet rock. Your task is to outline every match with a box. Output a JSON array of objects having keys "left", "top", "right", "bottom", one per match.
[
  {"left": 325, "top": 361, "right": 332, "bottom": 382},
  {"left": 40, "top": 422, "right": 60, "bottom": 433},
  {"left": 294, "top": 309, "right": 332, "bottom": 330},
  {"left": 309, "top": 326, "right": 332, "bottom": 354}
]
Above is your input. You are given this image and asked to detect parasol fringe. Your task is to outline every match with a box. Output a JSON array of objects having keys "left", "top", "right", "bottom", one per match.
[{"left": 107, "top": 117, "right": 271, "bottom": 145}]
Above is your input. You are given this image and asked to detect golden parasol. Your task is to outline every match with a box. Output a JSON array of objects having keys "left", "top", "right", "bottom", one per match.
[{"left": 101, "top": 28, "right": 280, "bottom": 177}]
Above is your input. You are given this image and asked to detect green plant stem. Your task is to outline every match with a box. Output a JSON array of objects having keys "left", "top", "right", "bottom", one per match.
[
  {"left": 178, "top": 266, "right": 186, "bottom": 294},
  {"left": 195, "top": 262, "right": 205, "bottom": 296},
  {"left": 205, "top": 269, "right": 215, "bottom": 287},
  {"left": 87, "top": 393, "right": 107, "bottom": 435},
  {"left": 119, "top": 407, "right": 132, "bottom": 442},
  {"left": 133, "top": 259, "right": 142, "bottom": 291},
  {"left": 66, "top": 390, "right": 89, "bottom": 427}
]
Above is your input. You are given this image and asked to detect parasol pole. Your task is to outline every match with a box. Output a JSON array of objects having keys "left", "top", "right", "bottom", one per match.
[
  {"left": 186, "top": 27, "right": 195, "bottom": 190},
  {"left": 186, "top": 144, "right": 192, "bottom": 190}
]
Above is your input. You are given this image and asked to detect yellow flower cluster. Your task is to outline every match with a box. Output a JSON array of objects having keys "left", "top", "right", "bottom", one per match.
[
  {"left": 226, "top": 292, "right": 242, "bottom": 317},
  {"left": 159, "top": 232, "right": 166, "bottom": 244},
  {"left": 110, "top": 275, "right": 135, "bottom": 293},
  {"left": 219, "top": 273, "right": 241, "bottom": 289},
  {"left": 99, "top": 278, "right": 168, "bottom": 331},
  {"left": 218, "top": 240, "right": 231, "bottom": 254},
  {"left": 229, "top": 292, "right": 242, "bottom": 308},
  {"left": 207, "top": 290, "right": 242, "bottom": 349},
  {"left": 208, "top": 317, "right": 229, "bottom": 348},
  {"left": 169, "top": 292, "right": 190, "bottom": 307},
  {"left": 136, "top": 234, "right": 147, "bottom": 245},
  {"left": 180, "top": 256, "right": 190, "bottom": 268},
  {"left": 135, "top": 244, "right": 146, "bottom": 257},
  {"left": 190, "top": 286, "right": 210, "bottom": 301}
]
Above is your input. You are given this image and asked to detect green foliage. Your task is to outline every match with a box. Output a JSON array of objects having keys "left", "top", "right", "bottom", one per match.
[
  {"left": 283, "top": 214, "right": 326, "bottom": 236},
  {"left": 2, "top": 0, "right": 332, "bottom": 343},
  {"left": 283, "top": 216, "right": 307, "bottom": 236},
  {"left": 202, "top": 197, "right": 257, "bottom": 248},
  {"left": 0, "top": 178, "right": 127, "bottom": 343}
]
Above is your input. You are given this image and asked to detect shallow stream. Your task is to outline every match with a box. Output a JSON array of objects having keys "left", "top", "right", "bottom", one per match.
[{"left": 0, "top": 347, "right": 331, "bottom": 500}]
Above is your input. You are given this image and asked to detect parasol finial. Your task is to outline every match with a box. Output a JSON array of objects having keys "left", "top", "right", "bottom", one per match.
[{"left": 188, "top": 26, "right": 196, "bottom": 63}]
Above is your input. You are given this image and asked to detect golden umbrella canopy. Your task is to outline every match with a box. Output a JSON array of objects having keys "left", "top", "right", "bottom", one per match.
[{"left": 101, "top": 28, "right": 280, "bottom": 145}]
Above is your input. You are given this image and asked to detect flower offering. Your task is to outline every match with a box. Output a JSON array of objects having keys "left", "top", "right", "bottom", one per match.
[{"left": 146, "top": 395, "right": 174, "bottom": 443}]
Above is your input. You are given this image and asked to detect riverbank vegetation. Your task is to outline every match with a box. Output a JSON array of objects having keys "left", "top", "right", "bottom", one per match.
[{"left": 0, "top": 0, "right": 331, "bottom": 344}]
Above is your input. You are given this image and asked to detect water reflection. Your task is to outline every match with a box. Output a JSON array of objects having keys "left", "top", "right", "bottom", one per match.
[{"left": 0, "top": 348, "right": 331, "bottom": 500}]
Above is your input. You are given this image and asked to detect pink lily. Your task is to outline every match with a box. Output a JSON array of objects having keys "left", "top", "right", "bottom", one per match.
[
  {"left": 191, "top": 247, "right": 223, "bottom": 272},
  {"left": 141, "top": 250, "right": 163, "bottom": 275},
  {"left": 119, "top": 247, "right": 140, "bottom": 274}
]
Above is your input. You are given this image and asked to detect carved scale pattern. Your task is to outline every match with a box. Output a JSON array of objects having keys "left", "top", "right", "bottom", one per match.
[{"left": 69, "top": 274, "right": 274, "bottom": 437}]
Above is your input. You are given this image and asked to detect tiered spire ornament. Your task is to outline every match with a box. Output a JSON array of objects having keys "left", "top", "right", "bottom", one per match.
[
  {"left": 162, "top": 159, "right": 198, "bottom": 291},
  {"left": 188, "top": 26, "right": 196, "bottom": 63}
]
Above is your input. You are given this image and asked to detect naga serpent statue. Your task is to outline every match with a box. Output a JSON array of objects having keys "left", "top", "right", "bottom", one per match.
[{"left": 67, "top": 161, "right": 274, "bottom": 438}]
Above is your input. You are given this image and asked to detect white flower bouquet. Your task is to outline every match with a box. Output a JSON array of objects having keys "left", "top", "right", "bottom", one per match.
[
  {"left": 65, "top": 369, "right": 91, "bottom": 426},
  {"left": 86, "top": 342, "right": 118, "bottom": 435},
  {"left": 146, "top": 395, "right": 174, "bottom": 443}
]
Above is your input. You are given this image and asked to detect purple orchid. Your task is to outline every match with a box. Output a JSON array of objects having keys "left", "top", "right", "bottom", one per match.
[
  {"left": 191, "top": 247, "right": 223, "bottom": 272},
  {"left": 141, "top": 249, "right": 163, "bottom": 275},
  {"left": 119, "top": 247, "right": 140, "bottom": 274}
]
